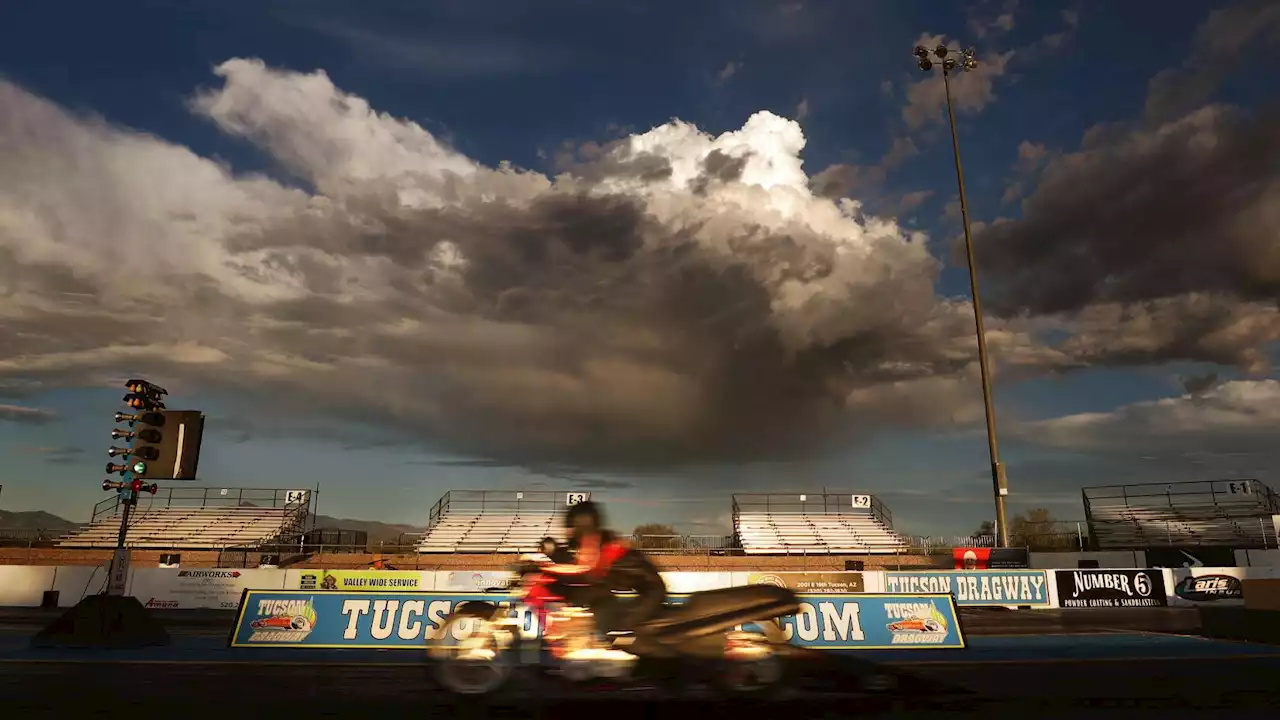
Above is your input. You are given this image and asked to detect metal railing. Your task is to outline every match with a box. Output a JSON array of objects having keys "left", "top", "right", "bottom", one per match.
[
  {"left": 90, "top": 486, "right": 316, "bottom": 525},
  {"left": 1083, "top": 479, "right": 1280, "bottom": 549},
  {"left": 731, "top": 492, "right": 895, "bottom": 529},
  {"left": 427, "top": 489, "right": 575, "bottom": 530}
]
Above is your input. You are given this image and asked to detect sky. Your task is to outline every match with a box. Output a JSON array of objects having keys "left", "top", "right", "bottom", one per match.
[{"left": 1, "top": 0, "right": 1278, "bottom": 538}]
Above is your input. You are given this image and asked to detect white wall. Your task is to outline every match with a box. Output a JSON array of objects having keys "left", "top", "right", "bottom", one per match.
[
  {"left": 49, "top": 565, "right": 108, "bottom": 607},
  {"left": 2, "top": 560, "right": 1276, "bottom": 609},
  {"left": 1238, "top": 549, "right": 1280, "bottom": 567},
  {"left": 1029, "top": 551, "right": 1143, "bottom": 569},
  {"left": 0, "top": 566, "right": 56, "bottom": 607}
]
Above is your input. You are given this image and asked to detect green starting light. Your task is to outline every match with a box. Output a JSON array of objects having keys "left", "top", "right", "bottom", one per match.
[{"left": 131, "top": 460, "right": 148, "bottom": 475}]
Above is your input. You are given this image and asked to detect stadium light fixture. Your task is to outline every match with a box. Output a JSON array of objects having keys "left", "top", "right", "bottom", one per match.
[{"left": 913, "top": 44, "right": 1012, "bottom": 547}]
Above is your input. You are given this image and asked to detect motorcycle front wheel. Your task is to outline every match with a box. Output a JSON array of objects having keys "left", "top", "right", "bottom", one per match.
[{"left": 430, "top": 613, "right": 517, "bottom": 696}]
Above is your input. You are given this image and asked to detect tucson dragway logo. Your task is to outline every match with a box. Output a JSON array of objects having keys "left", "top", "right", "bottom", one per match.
[
  {"left": 884, "top": 602, "right": 949, "bottom": 645},
  {"left": 178, "top": 570, "right": 241, "bottom": 579},
  {"left": 248, "top": 598, "right": 318, "bottom": 642},
  {"left": 885, "top": 572, "right": 1047, "bottom": 604}
]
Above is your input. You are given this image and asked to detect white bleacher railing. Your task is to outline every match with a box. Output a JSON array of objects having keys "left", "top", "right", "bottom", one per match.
[
  {"left": 731, "top": 493, "right": 908, "bottom": 555},
  {"left": 417, "top": 489, "right": 571, "bottom": 554},
  {"left": 55, "top": 486, "right": 311, "bottom": 550}
]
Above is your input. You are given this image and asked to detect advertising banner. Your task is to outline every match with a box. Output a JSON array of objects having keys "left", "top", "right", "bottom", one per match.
[
  {"left": 1054, "top": 569, "right": 1166, "bottom": 608},
  {"left": 746, "top": 572, "right": 865, "bottom": 593},
  {"left": 1167, "top": 567, "right": 1247, "bottom": 606},
  {"left": 295, "top": 569, "right": 432, "bottom": 593},
  {"left": 884, "top": 570, "right": 1050, "bottom": 607},
  {"left": 434, "top": 570, "right": 516, "bottom": 593},
  {"left": 229, "top": 590, "right": 964, "bottom": 651},
  {"left": 953, "top": 548, "right": 1029, "bottom": 570},
  {"left": 129, "top": 568, "right": 286, "bottom": 610}
]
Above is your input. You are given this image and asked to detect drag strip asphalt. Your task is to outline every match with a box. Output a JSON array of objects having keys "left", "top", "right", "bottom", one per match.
[{"left": 3, "top": 606, "right": 1279, "bottom": 716}]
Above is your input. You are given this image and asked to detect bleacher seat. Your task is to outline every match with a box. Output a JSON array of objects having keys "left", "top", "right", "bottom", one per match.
[
  {"left": 734, "top": 505, "right": 908, "bottom": 555},
  {"left": 417, "top": 506, "right": 566, "bottom": 554},
  {"left": 56, "top": 506, "right": 300, "bottom": 549},
  {"left": 1085, "top": 480, "right": 1280, "bottom": 550}
]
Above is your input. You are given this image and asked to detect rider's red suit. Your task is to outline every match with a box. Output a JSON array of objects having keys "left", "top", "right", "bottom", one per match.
[{"left": 529, "top": 531, "right": 667, "bottom": 635}]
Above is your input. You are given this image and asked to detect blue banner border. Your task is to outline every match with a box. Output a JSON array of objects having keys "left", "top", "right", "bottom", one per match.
[{"left": 227, "top": 589, "right": 966, "bottom": 651}]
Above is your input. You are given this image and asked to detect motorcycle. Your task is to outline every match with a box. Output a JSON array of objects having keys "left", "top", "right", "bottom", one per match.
[{"left": 429, "top": 554, "right": 800, "bottom": 697}]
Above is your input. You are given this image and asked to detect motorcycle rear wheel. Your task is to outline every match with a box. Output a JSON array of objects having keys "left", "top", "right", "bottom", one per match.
[
  {"left": 715, "top": 626, "right": 788, "bottom": 697},
  {"left": 430, "top": 614, "right": 516, "bottom": 696}
]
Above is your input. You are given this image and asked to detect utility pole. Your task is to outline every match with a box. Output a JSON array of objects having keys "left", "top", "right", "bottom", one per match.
[{"left": 913, "top": 44, "right": 1011, "bottom": 547}]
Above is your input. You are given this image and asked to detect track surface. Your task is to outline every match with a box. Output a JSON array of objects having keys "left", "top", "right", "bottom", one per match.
[{"left": 3, "top": 607, "right": 1279, "bottom": 718}]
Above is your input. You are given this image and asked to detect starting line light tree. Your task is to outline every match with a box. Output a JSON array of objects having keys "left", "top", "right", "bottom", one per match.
[
  {"left": 32, "top": 377, "right": 204, "bottom": 648},
  {"left": 102, "top": 380, "right": 207, "bottom": 594}
]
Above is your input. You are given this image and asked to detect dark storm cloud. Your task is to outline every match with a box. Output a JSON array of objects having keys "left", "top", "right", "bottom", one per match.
[
  {"left": 1182, "top": 372, "right": 1220, "bottom": 396},
  {"left": 1144, "top": 1, "right": 1280, "bottom": 124},
  {"left": 2, "top": 56, "right": 1274, "bottom": 474},
  {"left": 976, "top": 106, "right": 1280, "bottom": 316}
]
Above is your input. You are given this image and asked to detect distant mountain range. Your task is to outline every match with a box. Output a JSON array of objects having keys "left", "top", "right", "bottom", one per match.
[
  {"left": 0, "top": 508, "right": 425, "bottom": 547},
  {"left": 0, "top": 509, "right": 80, "bottom": 533}
]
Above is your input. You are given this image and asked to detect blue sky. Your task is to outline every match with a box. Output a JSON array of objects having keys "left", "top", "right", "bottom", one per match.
[{"left": 1, "top": 0, "right": 1278, "bottom": 537}]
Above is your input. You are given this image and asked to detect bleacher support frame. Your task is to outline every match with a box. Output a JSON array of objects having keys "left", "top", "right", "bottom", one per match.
[{"left": 1083, "top": 479, "right": 1280, "bottom": 550}]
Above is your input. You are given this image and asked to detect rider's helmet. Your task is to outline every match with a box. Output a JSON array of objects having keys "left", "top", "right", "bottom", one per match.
[{"left": 564, "top": 500, "right": 604, "bottom": 544}]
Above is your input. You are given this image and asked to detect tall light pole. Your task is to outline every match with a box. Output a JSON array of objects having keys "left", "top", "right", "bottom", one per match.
[{"left": 914, "top": 44, "right": 1011, "bottom": 547}]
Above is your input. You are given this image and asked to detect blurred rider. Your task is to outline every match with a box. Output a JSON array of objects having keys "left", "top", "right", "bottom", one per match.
[
  {"left": 537, "top": 501, "right": 667, "bottom": 637},
  {"left": 540, "top": 536, "right": 573, "bottom": 564}
]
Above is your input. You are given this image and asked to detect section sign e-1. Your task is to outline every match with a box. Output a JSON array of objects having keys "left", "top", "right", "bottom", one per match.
[
  {"left": 883, "top": 570, "right": 1050, "bottom": 607},
  {"left": 229, "top": 590, "right": 964, "bottom": 651}
]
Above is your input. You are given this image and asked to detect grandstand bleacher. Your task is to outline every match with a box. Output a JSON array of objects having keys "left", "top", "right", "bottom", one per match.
[
  {"left": 733, "top": 493, "right": 909, "bottom": 554},
  {"left": 1083, "top": 479, "right": 1280, "bottom": 550},
  {"left": 56, "top": 487, "right": 311, "bottom": 550},
  {"left": 417, "top": 490, "right": 568, "bottom": 554}
]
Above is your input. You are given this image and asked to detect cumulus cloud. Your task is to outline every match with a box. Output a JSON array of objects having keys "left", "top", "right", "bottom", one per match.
[
  {"left": 0, "top": 57, "right": 1273, "bottom": 470},
  {"left": 3, "top": 58, "right": 1049, "bottom": 469},
  {"left": 1015, "top": 380, "right": 1280, "bottom": 452}
]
